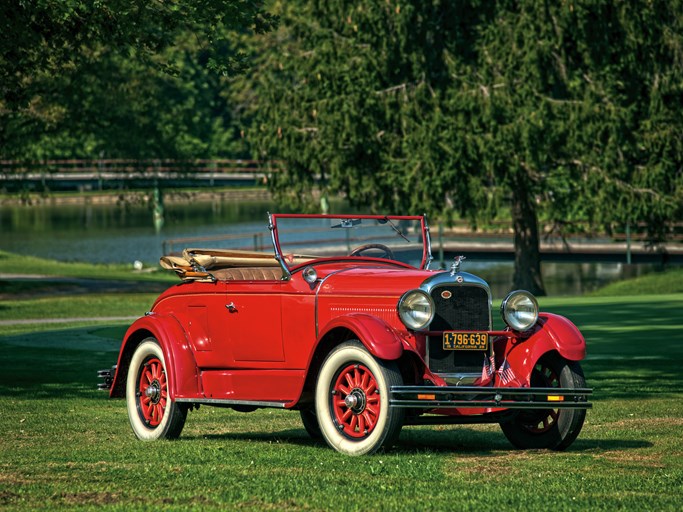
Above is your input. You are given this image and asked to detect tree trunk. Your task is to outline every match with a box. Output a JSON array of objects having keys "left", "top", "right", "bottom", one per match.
[{"left": 511, "top": 181, "right": 546, "bottom": 296}]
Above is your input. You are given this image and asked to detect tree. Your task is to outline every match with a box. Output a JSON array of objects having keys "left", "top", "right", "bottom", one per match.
[
  {"left": 0, "top": 0, "right": 276, "bottom": 159},
  {"left": 1, "top": 34, "right": 255, "bottom": 160},
  {"left": 556, "top": 2, "right": 683, "bottom": 243},
  {"left": 248, "top": 0, "right": 683, "bottom": 295}
]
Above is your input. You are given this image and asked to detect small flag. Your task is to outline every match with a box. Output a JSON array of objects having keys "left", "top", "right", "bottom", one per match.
[
  {"left": 486, "top": 355, "right": 495, "bottom": 378},
  {"left": 497, "top": 358, "right": 517, "bottom": 385},
  {"left": 478, "top": 355, "right": 496, "bottom": 385}
]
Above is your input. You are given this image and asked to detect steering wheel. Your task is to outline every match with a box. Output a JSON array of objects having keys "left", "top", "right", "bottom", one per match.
[{"left": 349, "top": 243, "right": 395, "bottom": 260}]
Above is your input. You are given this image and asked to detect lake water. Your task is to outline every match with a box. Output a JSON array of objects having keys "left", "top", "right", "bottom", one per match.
[
  {"left": 0, "top": 199, "right": 273, "bottom": 264},
  {"left": 0, "top": 199, "right": 654, "bottom": 296}
]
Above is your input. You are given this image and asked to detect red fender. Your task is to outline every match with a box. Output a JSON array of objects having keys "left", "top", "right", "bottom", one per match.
[
  {"left": 109, "top": 313, "right": 201, "bottom": 399},
  {"left": 501, "top": 312, "right": 587, "bottom": 385},
  {"left": 318, "top": 313, "right": 404, "bottom": 360}
]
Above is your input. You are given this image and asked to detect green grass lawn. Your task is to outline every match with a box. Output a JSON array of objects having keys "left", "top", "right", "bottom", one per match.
[
  {"left": 0, "top": 293, "right": 158, "bottom": 322},
  {"left": 0, "top": 250, "right": 176, "bottom": 283},
  {"left": 590, "top": 267, "right": 683, "bottom": 296},
  {"left": 1, "top": 263, "right": 682, "bottom": 510}
]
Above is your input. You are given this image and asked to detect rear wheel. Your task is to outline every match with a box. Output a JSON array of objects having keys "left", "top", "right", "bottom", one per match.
[
  {"left": 300, "top": 408, "right": 322, "bottom": 439},
  {"left": 126, "top": 338, "right": 187, "bottom": 440},
  {"left": 500, "top": 352, "right": 586, "bottom": 450},
  {"left": 315, "top": 341, "right": 404, "bottom": 456}
]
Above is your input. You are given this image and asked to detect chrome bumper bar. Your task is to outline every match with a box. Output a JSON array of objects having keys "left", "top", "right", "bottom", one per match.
[{"left": 390, "top": 385, "right": 593, "bottom": 409}]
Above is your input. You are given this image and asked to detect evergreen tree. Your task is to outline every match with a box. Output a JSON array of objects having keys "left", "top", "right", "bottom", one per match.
[
  {"left": 249, "top": 0, "right": 683, "bottom": 295},
  {"left": 0, "top": 1, "right": 276, "bottom": 159}
]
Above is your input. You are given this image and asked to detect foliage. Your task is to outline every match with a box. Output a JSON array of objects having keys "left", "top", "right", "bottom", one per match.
[
  {"left": 247, "top": 0, "right": 683, "bottom": 295},
  {"left": 3, "top": 1, "right": 682, "bottom": 296},
  {"left": 552, "top": 2, "right": 683, "bottom": 242},
  {"left": 590, "top": 268, "right": 683, "bottom": 297},
  {"left": 1, "top": 293, "right": 682, "bottom": 510},
  {"left": 0, "top": 1, "right": 276, "bottom": 159}
]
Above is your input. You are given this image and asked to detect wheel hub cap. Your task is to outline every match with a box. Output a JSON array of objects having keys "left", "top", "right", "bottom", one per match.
[
  {"left": 344, "top": 389, "right": 367, "bottom": 413},
  {"left": 145, "top": 381, "right": 161, "bottom": 404}
]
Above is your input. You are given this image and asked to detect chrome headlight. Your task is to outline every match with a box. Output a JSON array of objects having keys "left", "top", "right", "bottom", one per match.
[
  {"left": 302, "top": 266, "right": 318, "bottom": 284},
  {"left": 398, "top": 289, "right": 434, "bottom": 330},
  {"left": 501, "top": 290, "right": 539, "bottom": 332}
]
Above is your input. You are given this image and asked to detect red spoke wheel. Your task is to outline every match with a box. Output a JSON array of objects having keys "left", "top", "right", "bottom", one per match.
[
  {"left": 315, "top": 341, "right": 404, "bottom": 455},
  {"left": 136, "top": 356, "right": 167, "bottom": 427},
  {"left": 331, "top": 363, "right": 381, "bottom": 438},
  {"left": 520, "top": 363, "right": 561, "bottom": 434},
  {"left": 126, "top": 338, "right": 188, "bottom": 440},
  {"left": 500, "top": 352, "right": 587, "bottom": 450}
]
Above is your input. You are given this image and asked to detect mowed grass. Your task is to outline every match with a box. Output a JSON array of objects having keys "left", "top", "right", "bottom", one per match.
[
  {"left": 0, "top": 249, "right": 176, "bottom": 283},
  {"left": 1, "top": 272, "right": 683, "bottom": 509},
  {"left": 590, "top": 267, "right": 683, "bottom": 296},
  {"left": 0, "top": 293, "right": 159, "bottom": 322}
]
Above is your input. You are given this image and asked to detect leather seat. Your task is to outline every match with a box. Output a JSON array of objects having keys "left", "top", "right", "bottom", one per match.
[{"left": 211, "top": 267, "right": 283, "bottom": 281}]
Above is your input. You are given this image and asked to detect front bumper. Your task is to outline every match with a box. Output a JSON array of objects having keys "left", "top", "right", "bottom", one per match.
[{"left": 390, "top": 385, "right": 592, "bottom": 409}]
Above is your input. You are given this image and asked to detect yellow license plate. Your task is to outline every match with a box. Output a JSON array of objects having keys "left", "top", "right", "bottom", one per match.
[{"left": 443, "top": 332, "right": 489, "bottom": 351}]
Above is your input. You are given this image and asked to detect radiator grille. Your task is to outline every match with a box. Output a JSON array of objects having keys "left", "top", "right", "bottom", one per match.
[{"left": 427, "top": 285, "right": 490, "bottom": 375}]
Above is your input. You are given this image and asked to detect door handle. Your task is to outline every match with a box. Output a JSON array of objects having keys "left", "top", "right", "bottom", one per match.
[{"left": 226, "top": 302, "right": 237, "bottom": 312}]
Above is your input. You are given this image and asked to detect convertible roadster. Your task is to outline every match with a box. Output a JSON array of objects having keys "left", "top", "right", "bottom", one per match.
[{"left": 99, "top": 213, "right": 591, "bottom": 455}]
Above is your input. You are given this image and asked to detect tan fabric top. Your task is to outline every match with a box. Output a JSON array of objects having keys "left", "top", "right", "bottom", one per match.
[
  {"left": 183, "top": 248, "right": 280, "bottom": 269},
  {"left": 160, "top": 248, "right": 284, "bottom": 282}
]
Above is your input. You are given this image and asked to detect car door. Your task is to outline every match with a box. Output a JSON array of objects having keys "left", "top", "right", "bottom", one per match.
[{"left": 225, "top": 280, "right": 285, "bottom": 363}]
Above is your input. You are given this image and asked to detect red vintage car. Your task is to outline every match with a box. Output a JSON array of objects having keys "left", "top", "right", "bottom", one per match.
[{"left": 100, "top": 213, "right": 591, "bottom": 455}]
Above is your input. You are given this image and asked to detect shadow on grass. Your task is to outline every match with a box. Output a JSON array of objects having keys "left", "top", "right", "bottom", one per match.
[
  {"left": 547, "top": 298, "right": 683, "bottom": 329},
  {"left": 571, "top": 438, "right": 653, "bottom": 451},
  {"left": 0, "top": 384, "right": 107, "bottom": 400},
  {"left": 584, "top": 358, "right": 682, "bottom": 399},
  {"left": 183, "top": 428, "right": 511, "bottom": 454},
  {"left": 397, "top": 430, "right": 652, "bottom": 454},
  {"left": 0, "top": 325, "right": 122, "bottom": 398},
  {"left": 184, "top": 430, "right": 325, "bottom": 450},
  {"left": 183, "top": 427, "right": 652, "bottom": 455}
]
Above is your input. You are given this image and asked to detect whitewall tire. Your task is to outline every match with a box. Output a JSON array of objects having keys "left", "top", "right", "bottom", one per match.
[
  {"left": 126, "top": 338, "right": 187, "bottom": 440},
  {"left": 315, "top": 341, "right": 404, "bottom": 456}
]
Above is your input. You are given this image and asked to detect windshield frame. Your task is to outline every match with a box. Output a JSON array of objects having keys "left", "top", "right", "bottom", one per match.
[{"left": 268, "top": 213, "right": 433, "bottom": 279}]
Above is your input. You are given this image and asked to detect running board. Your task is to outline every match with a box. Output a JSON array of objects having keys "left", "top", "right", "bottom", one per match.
[{"left": 175, "top": 398, "right": 288, "bottom": 409}]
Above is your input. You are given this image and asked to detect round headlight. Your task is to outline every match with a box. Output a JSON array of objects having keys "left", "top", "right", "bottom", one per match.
[
  {"left": 501, "top": 290, "right": 539, "bottom": 332},
  {"left": 398, "top": 290, "right": 434, "bottom": 330}
]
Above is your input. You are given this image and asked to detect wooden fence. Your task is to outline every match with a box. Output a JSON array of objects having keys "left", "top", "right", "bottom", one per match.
[{"left": 0, "top": 158, "right": 278, "bottom": 190}]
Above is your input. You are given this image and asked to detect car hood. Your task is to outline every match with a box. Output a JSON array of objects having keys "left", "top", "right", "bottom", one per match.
[{"left": 315, "top": 266, "right": 438, "bottom": 298}]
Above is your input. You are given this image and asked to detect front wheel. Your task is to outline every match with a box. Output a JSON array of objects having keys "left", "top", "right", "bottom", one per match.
[
  {"left": 500, "top": 352, "right": 586, "bottom": 450},
  {"left": 315, "top": 341, "right": 404, "bottom": 456},
  {"left": 126, "top": 338, "right": 187, "bottom": 440}
]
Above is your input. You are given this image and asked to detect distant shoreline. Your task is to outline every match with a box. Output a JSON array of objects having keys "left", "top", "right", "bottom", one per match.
[{"left": 0, "top": 187, "right": 272, "bottom": 207}]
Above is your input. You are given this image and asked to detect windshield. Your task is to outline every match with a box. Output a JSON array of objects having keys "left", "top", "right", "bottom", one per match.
[{"left": 270, "top": 214, "right": 431, "bottom": 269}]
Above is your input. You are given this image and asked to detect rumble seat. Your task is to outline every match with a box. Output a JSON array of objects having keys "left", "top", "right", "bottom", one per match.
[{"left": 210, "top": 267, "right": 283, "bottom": 281}]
